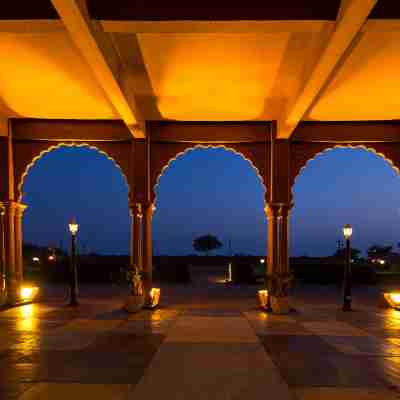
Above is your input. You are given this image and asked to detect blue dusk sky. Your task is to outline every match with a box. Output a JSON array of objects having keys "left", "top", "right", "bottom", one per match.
[{"left": 22, "top": 146, "right": 400, "bottom": 257}]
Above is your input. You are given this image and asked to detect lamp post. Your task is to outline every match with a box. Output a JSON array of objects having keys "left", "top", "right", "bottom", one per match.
[
  {"left": 68, "top": 218, "right": 79, "bottom": 306},
  {"left": 342, "top": 224, "right": 353, "bottom": 311}
]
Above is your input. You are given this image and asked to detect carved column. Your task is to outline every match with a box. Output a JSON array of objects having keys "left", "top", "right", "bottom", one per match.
[
  {"left": 0, "top": 206, "right": 5, "bottom": 304},
  {"left": 266, "top": 203, "right": 292, "bottom": 312},
  {"left": 142, "top": 202, "right": 154, "bottom": 305},
  {"left": 129, "top": 203, "right": 143, "bottom": 270},
  {"left": 266, "top": 124, "right": 293, "bottom": 313},
  {"left": 1, "top": 202, "right": 17, "bottom": 304},
  {"left": 14, "top": 203, "right": 27, "bottom": 288}
]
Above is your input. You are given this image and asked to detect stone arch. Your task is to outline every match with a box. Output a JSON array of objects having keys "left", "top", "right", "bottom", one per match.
[
  {"left": 290, "top": 142, "right": 400, "bottom": 194},
  {"left": 151, "top": 142, "right": 268, "bottom": 204},
  {"left": 14, "top": 140, "right": 132, "bottom": 202}
]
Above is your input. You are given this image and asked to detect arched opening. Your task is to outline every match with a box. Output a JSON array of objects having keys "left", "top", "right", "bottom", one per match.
[
  {"left": 153, "top": 147, "right": 266, "bottom": 302},
  {"left": 21, "top": 146, "right": 130, "bottom": 299},
  {"left": 291, "top": 147, "right": 400, "bottom": 301}
]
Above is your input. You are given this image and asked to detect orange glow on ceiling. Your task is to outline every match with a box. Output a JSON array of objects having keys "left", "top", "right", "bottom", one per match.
[
  {"left": 309, "top": 31, "right": 400, "bottom": 121},
  {"left": 0, "top": 32, "right": 118, "bottom": 119},
  {"left": 137, "top": 33, "right": 290, "bottom": 120}
]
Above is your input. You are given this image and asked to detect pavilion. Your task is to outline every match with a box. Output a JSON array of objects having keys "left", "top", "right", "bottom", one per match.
[{"left": 0, "top": 0, "right": 399, "bottom": 312}]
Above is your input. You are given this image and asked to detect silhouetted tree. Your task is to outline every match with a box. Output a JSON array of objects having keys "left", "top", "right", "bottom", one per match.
[
  {"left": 368, "top": 245, "right": 392, "bottom": 258},
  {"left": 334, "top": 247, "right": 361, "bottom": 260},
  {"left": 193, "top": 235, "right": 223, "bottom": 256}
]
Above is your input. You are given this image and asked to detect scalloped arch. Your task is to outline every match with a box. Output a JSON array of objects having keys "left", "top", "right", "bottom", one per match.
[
  {"left": 18, "top": 142, "right": 130, "bottom": 202},
  {"left": 153, "top": 144, "right": 267, "bottom": 204},
  {"left": 292, "top": 144, "right": 400, "bottom": 194}
]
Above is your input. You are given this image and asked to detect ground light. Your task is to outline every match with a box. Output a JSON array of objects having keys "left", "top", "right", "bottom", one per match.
[
  {"left": 20, "top": 286, "right": 39, "bottom": 303},
  {"left": 342, "top": 224, "right": 353, "bottom": 311},
  {"left": 258, "top": 257, "right": 272, "bottom": 312},
  {"left": 258, "top": 289, "right": 269, "bottom": 310},
  {"left": 147, "top": 288, "right": 161, "bottom": 308},
  {"left": 384, "top": 293, "right": 400, "bottom": 309}
]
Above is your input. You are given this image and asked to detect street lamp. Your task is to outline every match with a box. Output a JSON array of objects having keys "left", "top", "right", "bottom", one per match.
[
  {"left": 68, "top": 218, "right": 79, "bottom": 306},
  {"left": 342, "top": 224, "right": 353, "bottom": 311}
]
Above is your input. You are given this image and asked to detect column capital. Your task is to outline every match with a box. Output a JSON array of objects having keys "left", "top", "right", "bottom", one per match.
[
  {"left": 14, "top": 203, "right": 27, "bottom": 218},
  {"left": 264, "top": 202, "right": 293, "bottom": 218},
  {"left": 0, "top": 201, "right": 27, "bottom": 217},
  {"left": 143, "top": 202, "right": 156, "bottom": 217},
  {"left": 129, "top": 202, "right": 143, "bottom": 218}
]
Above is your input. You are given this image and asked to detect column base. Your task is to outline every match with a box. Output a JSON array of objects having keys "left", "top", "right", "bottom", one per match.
[
  {"left": 124, "top": 294, "right": 145, "bottom": 313},
  {"left": 270, "top": 296, "right": 290, "bottom": 314}
]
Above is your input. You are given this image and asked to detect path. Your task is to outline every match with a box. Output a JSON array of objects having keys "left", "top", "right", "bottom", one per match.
[{"left": 0, "top": 284, "right": 400, "bottom": 399}]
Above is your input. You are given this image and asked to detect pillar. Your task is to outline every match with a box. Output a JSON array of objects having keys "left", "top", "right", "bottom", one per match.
[
  {"left": 142, "top": 202, "right": 154, "bottom": 305},
  {"left": 129, "top": 203, "right": 143, "bottom": 270},
  {"left": 14, "top": 203, "right": 27, "bottom": 288},
  {"left": 0, "top": 127, "right": 25, "bottom": 304},
  {"left": 1, "top": 202, "right": 17, "bottom": 304},
  {"left": 266, "top": 124, "right": 293, "bottom": 314},
  {"left": 0, "top": 201, "right": 27, "bottom": 305},
  {"left": 0, "top": 206, "right": 5, "bottom": 304},
  {"left": 266, "top": 203, "right": 292, "bottom": 313}
]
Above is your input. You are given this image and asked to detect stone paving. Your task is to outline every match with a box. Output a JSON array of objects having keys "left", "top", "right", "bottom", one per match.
[{"left": 1, "top": 283, "right": 400, "bottom": 399}]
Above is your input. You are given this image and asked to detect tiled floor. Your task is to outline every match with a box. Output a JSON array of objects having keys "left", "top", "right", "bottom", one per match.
[{"left": 1, "top": 283, "right": 400, "bottom": 399}]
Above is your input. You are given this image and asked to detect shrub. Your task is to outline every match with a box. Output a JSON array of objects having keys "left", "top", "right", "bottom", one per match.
[{"left": 291, "top": 263, "right": 377, "bottom": 285}]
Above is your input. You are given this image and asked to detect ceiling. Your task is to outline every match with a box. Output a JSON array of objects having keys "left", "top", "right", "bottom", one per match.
[{"left": 0, "top": 0, "right": 399, "bottom": 138}]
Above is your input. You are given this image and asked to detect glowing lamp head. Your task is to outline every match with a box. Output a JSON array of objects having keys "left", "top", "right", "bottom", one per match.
[
  {"left": 260, "top": 258, "right": 265, "bottom": 264},
  {"left": 69, "top": 218, "right": 79, "bottom": 236},
  {"left": 48, "top": 255, "right": 55, "bottom": 262},
  {"left": 343, "top": 224, "right": 353, "bottom": 240}
]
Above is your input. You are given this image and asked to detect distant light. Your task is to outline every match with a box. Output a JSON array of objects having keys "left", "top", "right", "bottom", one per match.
[
  {"left": 379, "top": 259, "right": 386, "bottom": 265},
  {"left": 69, "top": 218, "right": 79, "bottom": 236},
  {"left": 20, "top": 286, "right": 39, "bottom": 302},
  {"left": 32, "top": 257, "right": 40, "bottom": 262},
  {"left": 343, "top": 224, "right": 353, "bottom": 240},
  {"left": 48, "top": 255, "right": 56, "bottom": 262},
  {"left": 260, "top": 258, "right": 265, "bottom": 264}
]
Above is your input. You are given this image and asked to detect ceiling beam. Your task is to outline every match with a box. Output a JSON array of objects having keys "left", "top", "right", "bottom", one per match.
[
  {"left": 277, "top": 0, "right": 378, "bottom": 139},
  {"left": 0, "top": 115, "right": 8, "bottom": 137},
  {"left": 0, "top": 20, "right": 63, "bottom": 33},
  {"left": 101, "top": 20, "right": 332, "bottom": 34},
  {"left": 50, "top": 0, "right": 145, "bottom": 138}
]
